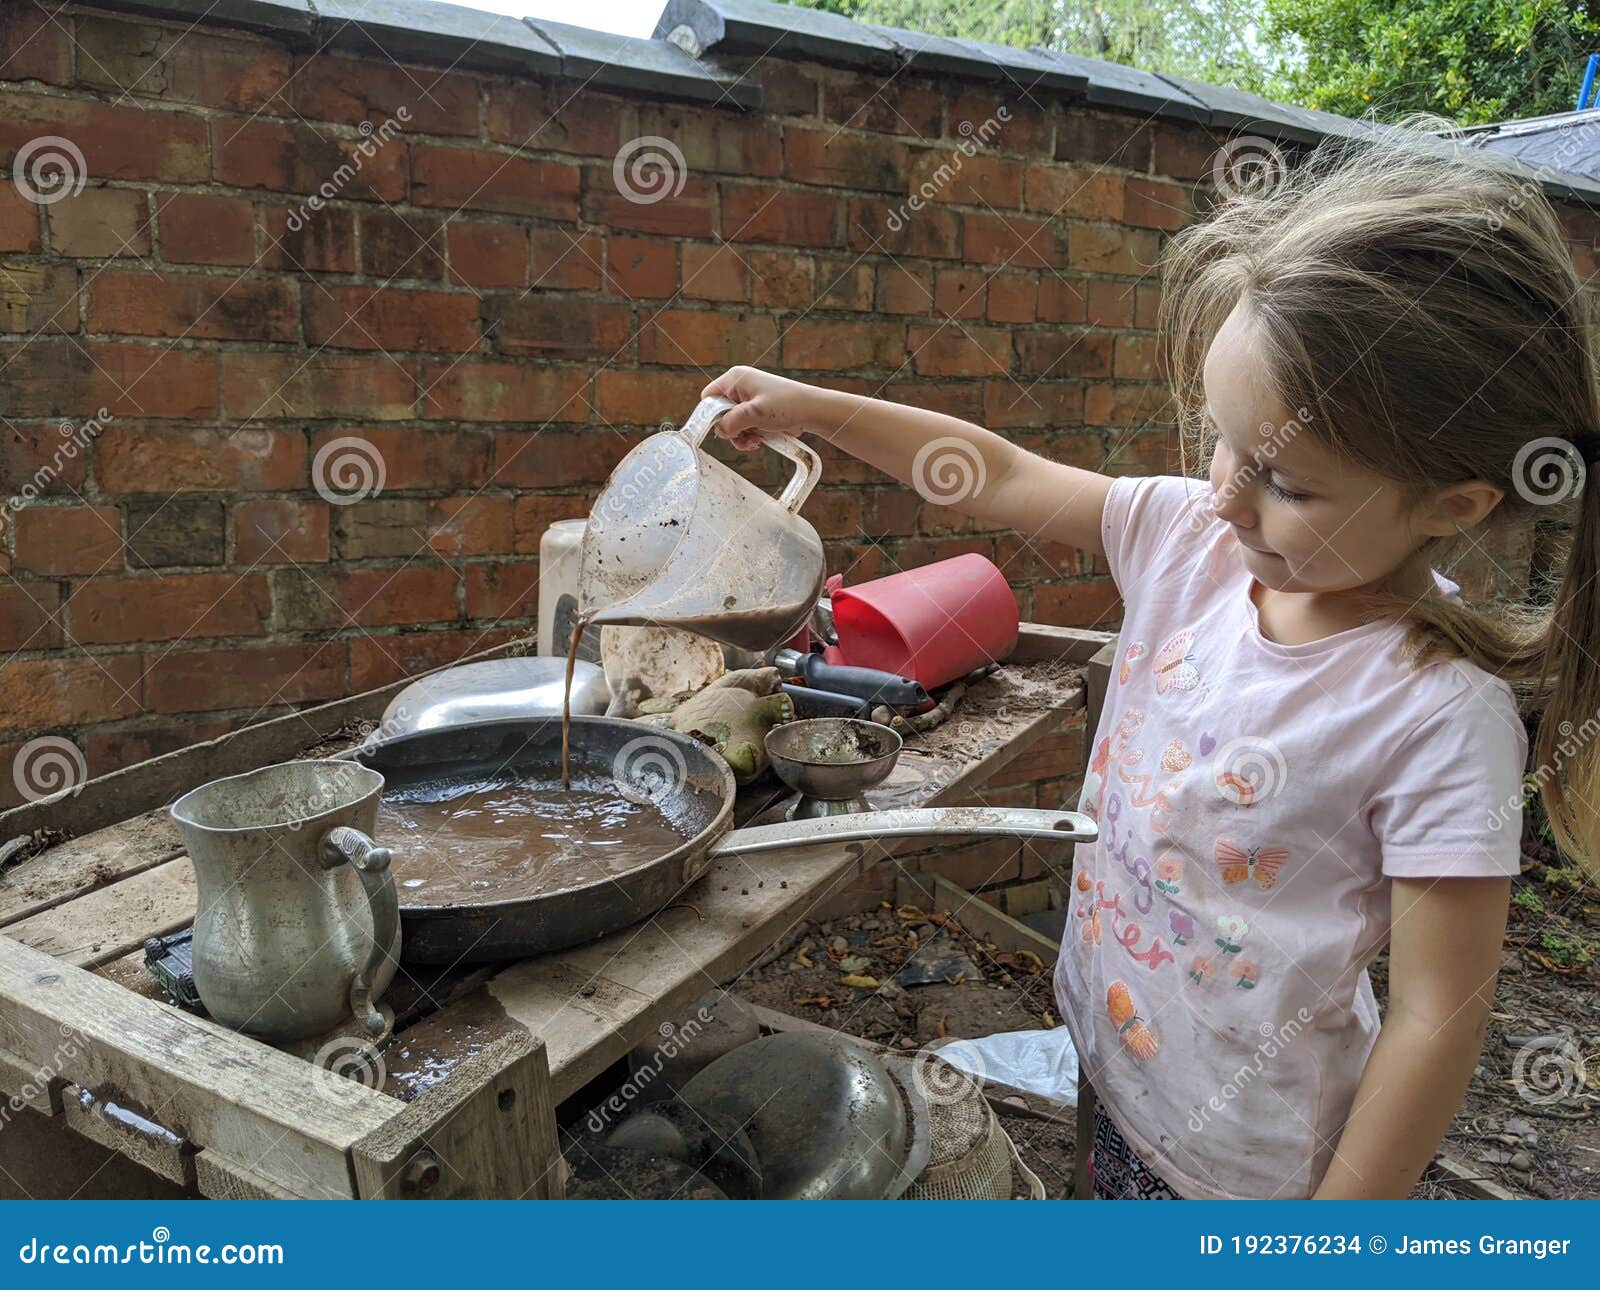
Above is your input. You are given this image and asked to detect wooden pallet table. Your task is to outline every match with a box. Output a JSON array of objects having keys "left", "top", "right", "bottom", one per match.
[{"left": 0, "top": 623, "right": 1111, "bottom": 1199}]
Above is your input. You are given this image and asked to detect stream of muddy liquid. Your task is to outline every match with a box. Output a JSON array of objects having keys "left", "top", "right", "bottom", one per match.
[{"left": 560, "top": 612, "right": 590, "bottom": 790}]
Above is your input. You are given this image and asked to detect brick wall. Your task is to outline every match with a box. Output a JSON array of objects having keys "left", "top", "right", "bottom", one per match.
[{"left": 0, "top": 2, "right": 1590, "bottom": 806}]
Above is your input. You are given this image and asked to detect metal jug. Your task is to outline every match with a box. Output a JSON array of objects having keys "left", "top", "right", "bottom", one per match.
[
  {"left": 170, "top": 760, "right": 400, "bottom": 1044},
  {"left": 580, "top": 396, "right": 825, "bottom": 654}
]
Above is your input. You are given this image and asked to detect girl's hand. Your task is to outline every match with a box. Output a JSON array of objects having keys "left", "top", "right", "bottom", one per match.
[{"left": 700, "top": 366, "right": 835, "bottom": 451}]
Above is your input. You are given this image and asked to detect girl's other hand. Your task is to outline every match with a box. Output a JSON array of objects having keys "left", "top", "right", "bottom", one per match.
[{"left": 701, "top": 366, "right": 833, "bottom": 451}]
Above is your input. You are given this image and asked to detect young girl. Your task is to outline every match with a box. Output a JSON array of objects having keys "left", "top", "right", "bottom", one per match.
[{"left": 702, "top": 129, "right": 1600, "bottom": 1199}]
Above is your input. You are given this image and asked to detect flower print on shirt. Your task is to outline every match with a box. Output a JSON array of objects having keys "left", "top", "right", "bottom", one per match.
[
  {"left": 1154, "top": 854, "right": 1183, "bottom": 895},
  {"left": 1232, "top": 957, "right": 1260, "bottom": 990},
  {"left": 1215, "top": 839, "right": 1291, "bottom": 890},
  {"left": 1186, "top": 953, "right": 1215, "bottom": 986},
  {"left": 1153, "top": 630, "right": 1200, "bottom": 695},
  {"left": 1169, "top": 911, "right": 1196, "bottom": 945},
  {"left": 1107, "top": 981, "right": 1159, "bottom": 1060}
]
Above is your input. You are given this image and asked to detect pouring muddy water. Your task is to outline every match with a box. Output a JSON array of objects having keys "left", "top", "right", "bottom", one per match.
[{"left": 560, "top": 396, "right": 825, "bottom": 785}]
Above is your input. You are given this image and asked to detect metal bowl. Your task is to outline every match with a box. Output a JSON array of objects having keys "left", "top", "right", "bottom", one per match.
[
  {"left": 675, "top": 1030, "right": 929, "bottom": 1199},
  {"left": 764, "top": 718, "right": 902, "bottom": 803},
  {"left": 378, "top": 656, "right": 609, "bottom": 737}
]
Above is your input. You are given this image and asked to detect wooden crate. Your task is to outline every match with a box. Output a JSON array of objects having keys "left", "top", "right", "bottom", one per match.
[{"left": 0, "top": 625, "right": 1110, "bottom": 1199}]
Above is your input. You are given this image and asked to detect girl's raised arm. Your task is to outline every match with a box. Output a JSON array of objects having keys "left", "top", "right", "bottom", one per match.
[{"left": 703, "top": 366, "right": 1114, "bottom": 559}]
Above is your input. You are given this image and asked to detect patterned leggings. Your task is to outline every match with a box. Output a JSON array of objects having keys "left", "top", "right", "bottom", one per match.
[{"left": 1090, "top": 1102, "right": 1183, "bottom": 1200}]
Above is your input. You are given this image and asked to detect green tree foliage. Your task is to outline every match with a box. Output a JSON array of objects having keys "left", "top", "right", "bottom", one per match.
[{"left": 785, "top": 0, "right": 1600, "bottom": 123}]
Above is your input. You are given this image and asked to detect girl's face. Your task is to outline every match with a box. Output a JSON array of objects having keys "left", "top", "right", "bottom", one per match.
[{"left": 1201, "top": 303, "right": 1433, "bottom": 596}]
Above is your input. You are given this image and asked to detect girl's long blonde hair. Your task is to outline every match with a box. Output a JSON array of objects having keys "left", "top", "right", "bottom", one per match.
[{"left": 1159, "top": 122, "right": 1600, "bottom": 877}]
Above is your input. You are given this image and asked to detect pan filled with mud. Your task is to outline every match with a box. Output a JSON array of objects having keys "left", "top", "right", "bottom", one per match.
[{"left": 338, "top": 716, "right": 1096, "bottom": 964}]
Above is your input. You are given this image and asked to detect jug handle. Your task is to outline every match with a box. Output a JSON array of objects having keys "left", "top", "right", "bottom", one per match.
[
  {"left": 321, "top": 826, "right": 399, "bottom": 1041},
  {"left": 683, "top": 396, "right": 823, "bottom": 515}
]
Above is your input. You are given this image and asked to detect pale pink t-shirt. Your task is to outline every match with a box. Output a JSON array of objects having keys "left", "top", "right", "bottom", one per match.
[{"left": 1055, "top": 474, "right": 1525, "bottom": 1200}]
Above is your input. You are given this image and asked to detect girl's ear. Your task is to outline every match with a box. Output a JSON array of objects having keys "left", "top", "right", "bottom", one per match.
[{"left": 1415, "top": 480, "right": 1504, "bottom": 538}]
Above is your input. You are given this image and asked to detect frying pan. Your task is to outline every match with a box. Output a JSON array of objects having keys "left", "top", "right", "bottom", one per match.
[{"left": 336, "top": 716, "right": 1096, "bottom": 964}]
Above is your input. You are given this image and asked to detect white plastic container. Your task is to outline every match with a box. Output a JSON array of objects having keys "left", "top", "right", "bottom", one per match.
[{"left": 537, "top": 519, "right": 600, "bottom": 661}]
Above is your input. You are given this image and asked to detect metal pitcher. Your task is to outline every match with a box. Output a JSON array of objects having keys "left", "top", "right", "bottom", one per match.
[{"left": 170, "top": 760, "right": 400, "bottom": 1044}]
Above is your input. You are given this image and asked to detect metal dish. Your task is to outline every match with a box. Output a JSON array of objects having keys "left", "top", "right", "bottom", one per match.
[
  {"left": 675, "top": 1030, "right": 931, "bottom": 1199},
  {"left": 378, "top": 656, "right": 609, "bottom": 737},
  {"left": 765, "top": 717, "right": 903, "bottom": 818}
]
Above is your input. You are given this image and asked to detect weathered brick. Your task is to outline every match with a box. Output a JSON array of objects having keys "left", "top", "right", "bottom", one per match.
[
  {"left": 1016, "top": 329, "right": 1115, "bottom": 379},
  {"left": 1067, "top": 224, "right": 1159, "bottom": 275},
  {"left": 681, "top": 242, "right": 749, "bottom": 302},
  {"left": 987, "top": 273, "right": 1036, "bottom": 323},
  {"left": 3, "top": 423, "right": 90, "bottom": 497},
  {"left": 984, "top": 380, "right": 1084, "bottom": 430},
  {"left": 88, "top": 271, "right": 298, "bottom": 342},
  {"left": 146, "top": 641, "right": 347, "bottom": 714},
  {"left": 1024, "top": 163, "right": 1125, "bottom": 219},
  {"left": 0, "top": 94, "right": 209, "bottom": 182},
  {"left": 76, "top": 16, "right": 291, "bottom": 113},
  {"left": 360, "top": 210, "right": 445, "bottom": 280},
  {"left": 427, "top": 495, "right": 513, "bottom": 557},
  {"left": 1151, "top": 124, "right": 1223, "bottom": 181},
  {"left": 722, "top": 184, "right": 842, "bottom": 248},
  {"left": 1083, "top": 382, "right": 1171, "bottom": 429},
  {"left": 125, "top": 496, "right": 225, "bottom": 568},
  {"left": 46, "top": 188, "right": 151, "bottom": 258},
  {"left": 932, "top": 267, "right": 985, "bottom": 319},
  {"left": 273, "top": 565, "right": 459, "bottom": 630},
  {"left": 749, "top": 249, "right": 814, "bottom": 308},
  {"left": 907, "top": 323, "right": 1011, "bottom": 377},
  {"left": 823, "top": 76, "right": 942, "bottom": 139},
  {"left": 98, "top": 425, "right": 305, "bottom": 493},
  {"left": 224, "top": 353, "right": 414, "bottom": 421},
  {"left": 349, "top": 627, "right": 520, "bottom": 691},
  {"left": 593, "top": 369, "right": 707, "bottom": 426},
  {"left": 0, "top": 341, "right": 217, "bottom": 420},
  {"left": 962, "top": 211, "right": 1060, "bottom": 268},
  {"left": 512, "top": 492, "right": 590, "bottom": 553},
  {"left": 421, "top": 360, "right": 591, "bottom": 422},
  {"left": 779, "top": 316, "right": 900, "bottom": 371},
  {"left": 1031, "top": 577, "right": 1122, "bottom": 627},
  {"left": 234, "top": 498, "right": 330, "bottom": 565},
  {"left": 331, "top": 497, "right": 429, "bottom": 560},
  {"left": 638, "top": 308, "right": 778, "bottom": 366},
  {"left": 1134, "top": 281, "right": 1162, "bottom": 329},
  {"left": 487, "top": 295, "right": 630, "bottom": 358},
  {"left": 157, "top": 193, "right": 256, "bottom": 266},
  {"left": 874, "top": 261, "right": 932, "bottom": 315},
  {"left": 217, "top": 119, "right": 406, "bottom": 200},
  {"left": 816, "top": 259, "right": 873, "bottom": 310},
  {"left": 605, "top": 235, "right": 676, "bottom": 299},
  {"left": 1055, "top": 112, "right": 1151, "bottom": 170},
  {"left": 448, "top": 220, "right": 528, "bottom": 288},
  {"left": 1037, "top": 274, "right": 1087, "bottom": 324},
  {"left": 309, "top": 426, "right": 490, "bottom": 490},
  {"left": 994, "top": 531, "right": 1096, "bottom": 580},
  {"left": 582, "top": 170, "right": 716, "bottom": 238},
  {"left": 466, "top": 560, "right": 540, "bottom": 619},
  {"left": 0, "top": 655, "right": 142, "bottom": 732},
  {"left": 1114, "top": 332, "right": 1160, "bottom": 380},
  {"left": 784, "top": 127, "right": 907, "bottom": 191},
  {"left": 68, "top": 571, "right": 270, "bottom": 644},
  {"left": 492, "top": 430, "right": 636, "bottom": 488},
  {"left": 0, "top": 3, "right": 71, "bottom": 85},
  {"left": 260, "top": 203, "right": 356, "bottom": 273},
  {"left": 0, "top": 579, "right": 58, "bottom": 653},
  {"left": 413, "top": 146, "right": 578, "bottom": 219},
  {"left": 907, "top": 147, "right": 1024, "bottom": 208},
  {"left": 294, "top": 53, "right": 479, "bottom": 137},
  {"left": 306, "top": 285, "right": 478, "bottom": 352},
  {"left": 1103, "top": 428, "right": 1181, "bottom": 476},
  {"left": 529, "top": 225, "right": 603, "bottom": 290},
  {"left": 951, "top": 94, "right": 1049, "bottom": 155},
  {"left": 12, "top": 505, "right": 121, "bottom": 576},
  {"left": 1124, "top": 177, "right": 1192, "bottom": 230},
  {"left": 486, "top": 80, "right": 622, "bottom": 156},
  {"left": 0, "top": 184, "right": 41, "bottom": 251},
  {"left": 1085, "top": 277, "right": 1135, "bottom": 326},
  {"left": 0, "top": 260, "right": 76, "bottom": 334},
  {"left": 846, "top": 197, "right": 960, "bottom": 259}
]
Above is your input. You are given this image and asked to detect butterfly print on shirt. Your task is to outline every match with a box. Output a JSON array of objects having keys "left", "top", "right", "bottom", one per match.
[
  {"left": 1215, "top": 839, "right": 1291, "bottom": 890},
  {"left": 1153, "top": 630, "right": 1200, "bottom": 694}
]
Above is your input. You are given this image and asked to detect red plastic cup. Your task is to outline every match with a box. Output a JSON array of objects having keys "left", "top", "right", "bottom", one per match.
[{"left": 823, "top": 554, "right": 1019, "bottom": 689}]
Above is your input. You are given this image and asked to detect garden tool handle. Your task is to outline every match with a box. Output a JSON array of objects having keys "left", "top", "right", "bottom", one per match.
[
  {"left": 320, "top": 825, "right": 399, "bottom": 1040},
  {"left": 683, "top": 396, "right": 823, "bottom": 515}
]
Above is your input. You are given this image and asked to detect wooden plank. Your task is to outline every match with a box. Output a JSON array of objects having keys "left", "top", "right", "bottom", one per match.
[
  {"left": 0, "top": 935, "right": 399, "bottom": 1199},
  {"left": 60, "top": 1083, "right": 196, "bottom": 1189},
  {"left": 1430, "top": 1152, "right": 1523, "bottom": 1201},
  {"left": 353, "top": 1032, "right": 562, "bottom": 1199},
  {"left": 0, "top": 811, "right": 182, "bottom": 929},
  {"left": 0, "top": 1041, "right": 65, "bottom": 1115},
  {"left": 6, "top": 859, "right": 195, "bottom": 969},
  {"left": 1073, "top": 1069, "right": 1097, "bottom": 1199},
  {"left": 897, "top": 872, "right": 1065, "bottom": 963},
  {"left": 1084, "top": 639, "right": 1117, "bottom": 738},
  {"left": 195, "top": 1151, "right": 299, "bottom": 1200},
  {"left": 0, "top": 638, "right": 532, "bottom": 840},
  {"left": 1011, "top": 624, "right": 1115, "bottom": 665}
]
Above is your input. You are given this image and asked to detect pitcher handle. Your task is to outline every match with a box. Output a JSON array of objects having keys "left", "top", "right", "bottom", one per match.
[
  {"left": 682, "top": 396, "right": 823, "bottom": 515},
  {"left": 320, "top": 826, "right": 399, "bottom": 1040}
]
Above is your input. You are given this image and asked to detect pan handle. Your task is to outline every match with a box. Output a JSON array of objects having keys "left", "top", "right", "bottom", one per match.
[{"left": 706, "top": 807, "right": 1097, "bottom": 860}]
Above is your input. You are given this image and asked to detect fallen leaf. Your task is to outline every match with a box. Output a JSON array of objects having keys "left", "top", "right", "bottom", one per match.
[{"left": 840, "top": 973, "right": 880, "bottom": 989}]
